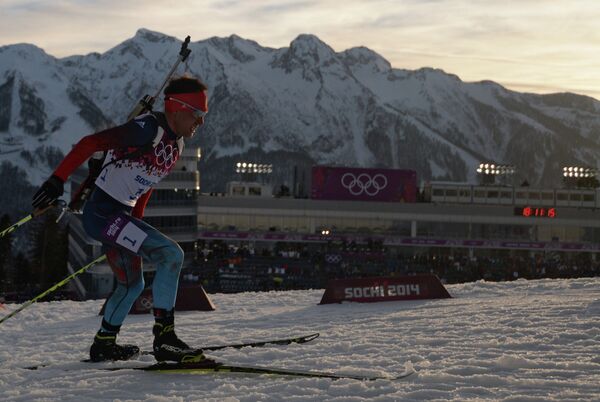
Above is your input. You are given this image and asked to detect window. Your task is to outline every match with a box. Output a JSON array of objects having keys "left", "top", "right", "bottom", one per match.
[
  {"left": 248, "top": 187, "right": 262, "bottom": 196},
  {"left": 232, "top": 186, "right": 245, "bottom": 196},
  {"left": 150, "top": 189, "right": 198, "bottom": 206}
]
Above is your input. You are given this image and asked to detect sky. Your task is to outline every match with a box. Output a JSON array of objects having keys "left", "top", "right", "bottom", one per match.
[{"left": 1, "top": 0, "right": 600, "bottom": 99}]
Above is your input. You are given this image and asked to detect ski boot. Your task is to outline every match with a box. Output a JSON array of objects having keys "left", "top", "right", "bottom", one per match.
[
  {"left": 89, "top": 331, "right": 140, "bottom": 362},
  {"left": 153, "top": 322, "right": 213, "bottom": 363},
  {"left": 152, "top": 309, "right": 214, "bottom": 364}
]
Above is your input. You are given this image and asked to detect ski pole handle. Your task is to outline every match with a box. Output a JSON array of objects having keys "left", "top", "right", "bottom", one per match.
[
  {"left": 0, "top": 201, "right": 62, "bottom": 238},
  {"left": 0, "top": 214, "right": 33, "bottom": 238}
]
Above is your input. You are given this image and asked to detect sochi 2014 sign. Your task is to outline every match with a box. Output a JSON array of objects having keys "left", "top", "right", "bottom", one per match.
[
  {"left": 319, "top": 275, "right": 451, "bottom": 304},
  {"left": 311, "top": 166, "right": 417, "bottom": 202}
]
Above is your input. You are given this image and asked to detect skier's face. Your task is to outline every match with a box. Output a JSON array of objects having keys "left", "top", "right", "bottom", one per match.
[
  {"left": 174, "top": 110, "right": 204, "bottom": 138},
  {"left": 164, "top": 93, "right": 208, "bottom": 138}
]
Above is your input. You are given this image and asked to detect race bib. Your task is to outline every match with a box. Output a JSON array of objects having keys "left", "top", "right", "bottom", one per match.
[{"left": 102, "top": 214, "right": 148, "bottom": 253}]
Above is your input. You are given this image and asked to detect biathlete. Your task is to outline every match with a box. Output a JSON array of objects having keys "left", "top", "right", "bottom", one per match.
[{"left": 32, "top": 76, "right": 210, "bottom": 363}]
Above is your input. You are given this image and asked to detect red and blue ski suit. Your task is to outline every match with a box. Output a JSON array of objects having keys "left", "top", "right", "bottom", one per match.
[{"left": 53, "top": 112, "right": 184, "bottom": 329}]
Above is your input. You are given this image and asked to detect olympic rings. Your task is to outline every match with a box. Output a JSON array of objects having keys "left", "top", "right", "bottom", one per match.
[
  {"left": 139, "top": 296, "right": 153, "bottom": 309},
  {"left": 341, "top": 173, "right": 388, "bottom": 196},
  {"left": 154, "top": 142, "right": 178, "bottom": 168}
]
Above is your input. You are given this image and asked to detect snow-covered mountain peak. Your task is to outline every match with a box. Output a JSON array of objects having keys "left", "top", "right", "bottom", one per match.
[
  {"left": 205, "top": 34, "right": 264, "bottom": 63},
  {"left": 341, "top": 46, "right": 391, "bottom": 73},
  {"left": 287, "top": 34, "right": 336, "bottom": 61},
  {"left": 133, "top": 28, "right": 170, "bottom": 43},
  {"left": 0, "top": 43, "right": 55, "bottom": 67},
  {"left": 3, "top": 29, "right": 600, "bottom": 199},
  {"left": 101, "top": 29, "right": 178, "bottom": 62},
  {"left": 408, "top": 67, "right": 460, "bottom": 84},
  {"left": 270, "top": 34, "right": 344, "bottom": 81}
]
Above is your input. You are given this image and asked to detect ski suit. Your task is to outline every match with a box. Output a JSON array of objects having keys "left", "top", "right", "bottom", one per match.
[{"left": 53, "top": 112, "right": 184, "bottom": 328}]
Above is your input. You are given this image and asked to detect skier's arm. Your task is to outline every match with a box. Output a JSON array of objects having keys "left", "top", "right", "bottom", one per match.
[
  {"left": 33, "top": 116, "right": 157, "bottom": 210},
  {"left": 132, "top": 188, "right": 153, "bottom": 219},
  {"left": 33, "top": 125, "right": 131, "bottom": 209},
  {"left": 52, "top": 125, "right": 133, "bottom": 181}
]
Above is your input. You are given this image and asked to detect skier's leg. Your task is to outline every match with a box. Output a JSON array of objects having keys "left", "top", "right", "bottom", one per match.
[
  {"left": 82, "top": 201, "right": 147, "bottom": 361},
  {"left": 132, "top": 226, "right": 207, "bottom": 362},
  {"left": 83, "top": 203, "right": 202, "bottom": 362},
  {"left": 135, "top": 226, "right": 184, "bottom": 310},
  {"left": 126, "top": 224, "right": 211, "bottom": 363},
  {"left": 101, "top": 248, "right": 145, "bottom": 327},
  {"left": 89, "top": 247, "right": 144, "bottom": 361}
]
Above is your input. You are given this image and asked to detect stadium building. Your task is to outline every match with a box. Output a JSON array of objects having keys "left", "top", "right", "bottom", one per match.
[{"left": 68, "top": 164, "right": 600, "bottom": 298}]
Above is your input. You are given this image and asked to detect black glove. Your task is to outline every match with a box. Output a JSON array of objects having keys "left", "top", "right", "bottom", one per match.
[{"left": 32, "top": 175, "right": 64, "bottom": 209}]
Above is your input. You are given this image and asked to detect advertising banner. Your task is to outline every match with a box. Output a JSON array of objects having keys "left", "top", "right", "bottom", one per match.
[
  {"left": 319, "top": 274, "right": 451, "bottom": 304},
  {"left": 311, "top": 166, "right": 417, "bottom": 202},
  {"left": 99, "top": 284, "right": 215, "bottom": 315}
]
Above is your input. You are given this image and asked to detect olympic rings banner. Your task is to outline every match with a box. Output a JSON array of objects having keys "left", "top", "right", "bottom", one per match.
[
  {"left": 311, "top": 166, "right": 417, "bottom": 202},
  {"left": 99, "top": 284, "right": 215, "bottom": 315}
]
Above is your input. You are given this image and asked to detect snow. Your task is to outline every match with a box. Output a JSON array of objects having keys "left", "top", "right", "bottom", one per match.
[{"left": 1, "top": 277, "right": 599, "bottom": 401}]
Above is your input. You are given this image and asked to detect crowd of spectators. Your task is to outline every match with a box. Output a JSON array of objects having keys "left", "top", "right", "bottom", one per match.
[{"left": 182, "top": 241, "right": 600, "bottom": 293}]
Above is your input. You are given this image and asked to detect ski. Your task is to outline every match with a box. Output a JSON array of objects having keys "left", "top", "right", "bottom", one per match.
[
  {"left": 25, "top": 333, "right": 320, "bottom": 370},
  {"left": 143, "top": 332, "right": 320, "bottom": 355},
  {"left": 100, "top": 361, "right": 415, "bottom": 381}
]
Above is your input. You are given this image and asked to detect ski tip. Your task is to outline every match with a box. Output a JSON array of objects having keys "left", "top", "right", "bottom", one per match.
[
  {"left": 24, "top": 364, "right": 45, "bottom": 370},
  {"left": 391, "top": 370, "right": 416, "bottom": 381},
  {"left": 298, "top": 333, "right": 320, "bottom": 343}
]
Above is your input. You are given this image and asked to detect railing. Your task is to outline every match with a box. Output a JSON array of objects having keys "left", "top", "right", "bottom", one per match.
[
  {"left": 158, "top": 226, "right": 198, "bottom": 234},
  {"left": 429, "top": 183, "right": 599, "bottom": 208},
  {"left": 163, "top": 171, "right": 198, "bottom": 182},
  {"left": 148, "top": 199, "right": 197, "bottom": 207}
]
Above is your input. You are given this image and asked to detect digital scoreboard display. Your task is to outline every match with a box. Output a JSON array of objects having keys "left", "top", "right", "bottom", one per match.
[{"left": 514, "top": 206, "right": 556, "bottom": 218}]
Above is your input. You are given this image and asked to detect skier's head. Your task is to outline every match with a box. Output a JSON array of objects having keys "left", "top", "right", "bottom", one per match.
[{"left": 164, "top": 76, "right": 208, "bottom": 138}]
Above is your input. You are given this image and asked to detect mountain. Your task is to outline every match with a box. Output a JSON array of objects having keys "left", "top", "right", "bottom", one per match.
[{"left": 2, "top": 28, "right": 600, "bottom": 210}]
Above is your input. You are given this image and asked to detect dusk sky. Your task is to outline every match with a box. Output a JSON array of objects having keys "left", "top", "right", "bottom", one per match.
[{"left": 2, "top": 0, "right": 599, "bottom": 99}]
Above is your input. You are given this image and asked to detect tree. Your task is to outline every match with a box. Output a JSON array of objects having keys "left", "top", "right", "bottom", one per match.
[
  {"left": 13, "top": 252, "right": 31, "bottom": 290},
  {"left": 30, "top": 210, "right": 68, "bottom": 287}
]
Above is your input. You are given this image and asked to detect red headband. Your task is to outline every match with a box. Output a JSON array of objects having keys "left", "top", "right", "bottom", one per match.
[{"left": 164, "top": 91, "right": 208, "bottom": 114}]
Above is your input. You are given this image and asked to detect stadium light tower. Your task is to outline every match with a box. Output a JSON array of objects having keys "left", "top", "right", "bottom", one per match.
[
  {"left": 235, "top": 161, "right": 273, "bottom": 182},
  {"left": 562, "top": 166, "right": 598, "bottom": 188},
  {"left": 476, "top": 162, "right": 515, "bottom": 185}
]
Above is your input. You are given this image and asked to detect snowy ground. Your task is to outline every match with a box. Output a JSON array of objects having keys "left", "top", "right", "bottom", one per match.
[{"left": 1, "top": 278, "right": 600, "bottom": 401}]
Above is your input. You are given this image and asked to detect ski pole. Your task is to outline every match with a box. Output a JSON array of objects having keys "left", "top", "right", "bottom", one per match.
[
  {"left": 0, "top": 202, "right": 61, "bottom": 238},
  {"left": 0, "top": 254, "right": 107, "bottom": 326}
]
